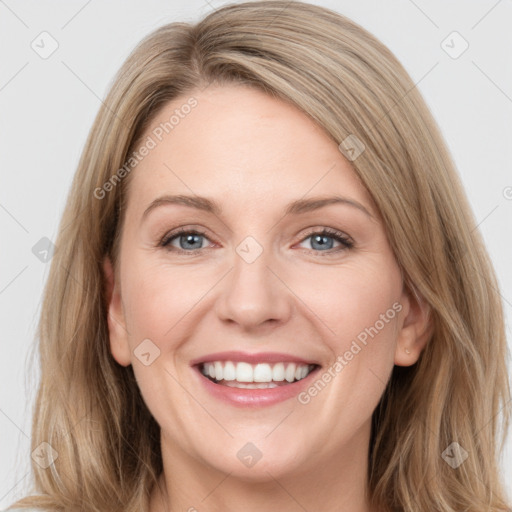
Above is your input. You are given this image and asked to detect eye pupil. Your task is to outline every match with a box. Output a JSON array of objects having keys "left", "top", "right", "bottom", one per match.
[
  {"left": 162, "top": 228, "right": 351, "bottom": 255},
  {"left": 181, "top": 234, "right": 202, "bottom": 249},
  {"left": 311, "top": 234, "right": 334, "bottom": 250}
]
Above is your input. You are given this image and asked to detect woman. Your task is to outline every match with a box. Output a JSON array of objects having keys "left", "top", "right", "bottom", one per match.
[{"left": 6, "top": 1, "right": 511, "bottom": 511}]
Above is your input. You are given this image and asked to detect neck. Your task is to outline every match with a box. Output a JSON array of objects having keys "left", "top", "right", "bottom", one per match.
[{"left": 149, "top": 421, "right": 375, "bottom": 512}]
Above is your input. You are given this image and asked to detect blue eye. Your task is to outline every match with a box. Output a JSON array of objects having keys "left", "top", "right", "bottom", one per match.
[
  {"left": 159, "top": 227, "right": 354, "bottom": 255},
  {"left": 298, "top": 228, "right": 354, "bottom": 253},
  {"left": 160, "top": 229, "right": 210, "bottom": 253}
]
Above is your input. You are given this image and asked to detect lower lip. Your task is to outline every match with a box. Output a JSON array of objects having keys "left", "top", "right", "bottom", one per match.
[{"left": 193, "top": 365, "right": 321, "bottom": 407}]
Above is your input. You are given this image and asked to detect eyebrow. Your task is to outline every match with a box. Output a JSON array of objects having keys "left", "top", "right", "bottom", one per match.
[{"left": 141, "top": 194, "right": 374, "bottom": 222}]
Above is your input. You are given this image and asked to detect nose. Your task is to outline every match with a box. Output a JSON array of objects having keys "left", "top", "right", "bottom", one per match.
[{"left": 214, "top": 239, "right": 293, "bottom": 331}]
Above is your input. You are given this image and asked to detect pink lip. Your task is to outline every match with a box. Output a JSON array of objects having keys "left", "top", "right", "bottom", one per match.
[
  {"left": 189, "top": 350, "right": 319, "bottom": 366},
  {"left": 190, "top": 352, "right": 321, "bottom": 408},
  {"left": 193, "top": 365, "right": 321, "bottom": 407}
]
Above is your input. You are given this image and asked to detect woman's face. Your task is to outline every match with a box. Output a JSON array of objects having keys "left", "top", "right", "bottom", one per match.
[{"left": 105, "top": 83, "right": 426, "bottom": 481}]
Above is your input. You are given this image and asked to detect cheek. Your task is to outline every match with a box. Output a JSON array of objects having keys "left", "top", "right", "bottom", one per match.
[
  {"left": 121, "top": 254, "right": 203, "bottom": 341},
  {"left": 119, "top": 257, "right": 200, "bottom": 432},
  {"left": 294, "top": 259, "right": 401, "bottom": 343},
  {"left": 290, "top": 257, "right": 403, "bottom": 414},
  {"left": 294, "top": 264, "right": 401, "bottom": 424}
]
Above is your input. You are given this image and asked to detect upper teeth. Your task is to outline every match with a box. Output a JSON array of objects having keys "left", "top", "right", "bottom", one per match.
[{"left": 201, "top": 361, "right": 314, "bottom": 383}]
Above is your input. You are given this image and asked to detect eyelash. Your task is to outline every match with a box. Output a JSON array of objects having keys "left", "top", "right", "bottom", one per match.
[{"left": 158, "top": 227, "right": 354, "bottom": 256}]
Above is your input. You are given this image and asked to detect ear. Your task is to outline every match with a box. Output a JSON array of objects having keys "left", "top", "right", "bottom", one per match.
[
  {"left": 103, "top": 256, "right": 131, "bottom": 367},
  {"left": 394, "top": 284, "right": 433, "bottom": 366}
]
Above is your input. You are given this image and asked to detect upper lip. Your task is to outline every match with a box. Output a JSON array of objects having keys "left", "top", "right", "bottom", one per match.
[{"left": 190, "top": 351, "right": 320, "bottom": 366}]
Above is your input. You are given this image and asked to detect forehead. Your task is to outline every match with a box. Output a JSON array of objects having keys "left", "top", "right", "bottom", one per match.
[{"left": 125, "top": 84, "right": 373, "bottom": 217}]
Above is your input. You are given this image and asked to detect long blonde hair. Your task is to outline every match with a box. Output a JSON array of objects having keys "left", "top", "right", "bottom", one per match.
[{"left": 9, "top": 1, "right": 511, "bottom": 511}]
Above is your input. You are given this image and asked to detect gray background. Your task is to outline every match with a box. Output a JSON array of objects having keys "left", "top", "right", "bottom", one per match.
[{"left": 1, "top": 0, "right": 511, "bottom": 507}]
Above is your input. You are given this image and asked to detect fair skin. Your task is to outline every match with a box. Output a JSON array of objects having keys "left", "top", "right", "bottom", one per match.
[{"left": 103, "top": 83, "right": 431, "bottom": 512}]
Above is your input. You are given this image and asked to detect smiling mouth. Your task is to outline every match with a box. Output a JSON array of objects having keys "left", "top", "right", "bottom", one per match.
[{"left": 198, "top": 361, "right": 319, "bottom": 389}]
